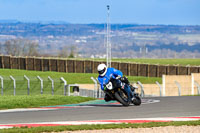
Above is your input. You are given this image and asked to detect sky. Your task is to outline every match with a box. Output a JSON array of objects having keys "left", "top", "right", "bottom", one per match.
[{"left": 0, "top": 0, "right": 199, "bottom": 25}]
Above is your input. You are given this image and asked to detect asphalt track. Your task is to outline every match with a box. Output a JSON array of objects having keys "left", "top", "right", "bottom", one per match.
[{"left": 0, "top": 96, "right": 200, "bottom": 125}]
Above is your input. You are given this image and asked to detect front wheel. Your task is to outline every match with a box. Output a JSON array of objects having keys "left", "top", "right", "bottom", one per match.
[
  {"left": 114, "top": 91, "right": 130, "bottom": 106},
  {"left": 132, "top": 95, "right": 141, "bottom": 106}
]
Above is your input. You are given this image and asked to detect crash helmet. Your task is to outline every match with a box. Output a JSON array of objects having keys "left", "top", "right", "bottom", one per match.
[{"left": 97, "top": 64, "right": 107, "bottom": 76}]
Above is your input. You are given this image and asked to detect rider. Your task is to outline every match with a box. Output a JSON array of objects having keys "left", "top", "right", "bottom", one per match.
[{"left": 97, "top": 63, "right": 134, "bottom": 102}]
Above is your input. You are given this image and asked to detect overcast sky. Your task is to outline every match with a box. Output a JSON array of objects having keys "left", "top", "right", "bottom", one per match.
[{"left": 0, "top": 0, "right": 199, "bottom": 25}]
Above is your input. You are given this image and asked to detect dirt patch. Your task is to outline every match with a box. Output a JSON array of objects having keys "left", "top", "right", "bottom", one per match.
[{"left": 56, "top": 126, "right": 200, "bottom": 133}]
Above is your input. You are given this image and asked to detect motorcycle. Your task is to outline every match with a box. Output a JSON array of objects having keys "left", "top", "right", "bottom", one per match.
[{"left": 104, "top": 77, "right": 141, "bottom": 106}]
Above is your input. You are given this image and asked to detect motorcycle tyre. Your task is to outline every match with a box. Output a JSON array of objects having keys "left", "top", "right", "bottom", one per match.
[
  {"left": 114, "top": 91, "right": 130, "bottom": 107},
  {"left": 132, "top": 95, "right": 141, "bottom": 106}
]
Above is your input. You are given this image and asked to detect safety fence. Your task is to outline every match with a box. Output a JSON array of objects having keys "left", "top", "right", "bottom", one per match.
[
  {"left": 0, "top": 75, "right": 105, "bottom": 98},
  {"left": 0, "top": 55, "right": 200, "bottom": 77}
]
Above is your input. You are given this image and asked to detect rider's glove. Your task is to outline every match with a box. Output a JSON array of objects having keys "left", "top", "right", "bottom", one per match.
[{"left": 116, "top": 76, "right": 121, "bottom": 79}]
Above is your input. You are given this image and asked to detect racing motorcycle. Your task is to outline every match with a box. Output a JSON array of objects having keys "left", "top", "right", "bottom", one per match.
[{"left": 104, "top": 77, "right": 141, "bottom": 106}]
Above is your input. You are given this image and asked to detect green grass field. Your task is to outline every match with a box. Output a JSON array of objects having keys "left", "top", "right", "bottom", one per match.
[
  {"left": 0, "top": 95, "right": 94, "bottom": 110},
  {"left": 1, "top": 120, "right": 200, "bottom": 133},
  {"left": 0, "top": 69, "right": 161, "bottom": 96},
  {"left": 91, "top": 58, "right": 200, "bottom": 66}
]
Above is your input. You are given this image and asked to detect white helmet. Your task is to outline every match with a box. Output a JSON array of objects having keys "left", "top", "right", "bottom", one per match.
[{"left": 97, "top": 64, "right": 107, "bottom": 76}]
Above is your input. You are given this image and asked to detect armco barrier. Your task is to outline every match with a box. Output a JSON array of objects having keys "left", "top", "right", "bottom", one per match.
[{"left": 0, "top": 55, "right": 200, "bottom": 77}]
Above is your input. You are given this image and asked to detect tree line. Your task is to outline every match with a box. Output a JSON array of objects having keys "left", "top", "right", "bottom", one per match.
[{"left": 0, "top": 39, "right": 76, "bottom": 58}]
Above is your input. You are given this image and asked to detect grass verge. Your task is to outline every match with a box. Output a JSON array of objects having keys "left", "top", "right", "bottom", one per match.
[
  {"left": 1, "top": 120, "right": 200, "bottom": 133},
  {"left": 111, "top": 58, "right": 200, "bottom": 66},
  {"left": 0, "top": 95, "right": 95, "bottom": 110}
]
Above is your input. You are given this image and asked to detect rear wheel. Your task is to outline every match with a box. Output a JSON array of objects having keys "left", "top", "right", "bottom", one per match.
[{"left": 114, "top": 90, "right": 130, "bottom": 106}]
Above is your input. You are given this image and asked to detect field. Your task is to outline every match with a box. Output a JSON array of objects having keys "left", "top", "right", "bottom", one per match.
[
  {"left": 0, "top": 69, "right": 161, "bottom": 96},
  {"left": 91, "top": 58, "right": 200, "bottom": 66}
]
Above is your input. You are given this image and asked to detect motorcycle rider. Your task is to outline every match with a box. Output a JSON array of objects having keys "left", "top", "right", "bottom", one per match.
[{"left": 97, "top": 63, "right": 134, "bottom": 102}]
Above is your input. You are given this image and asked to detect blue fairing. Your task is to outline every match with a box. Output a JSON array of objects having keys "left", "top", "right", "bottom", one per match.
[{"left": 98, "top": 67, "right": 123, "bottom": 90}]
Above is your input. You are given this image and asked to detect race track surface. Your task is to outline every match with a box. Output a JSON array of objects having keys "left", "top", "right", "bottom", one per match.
[{"left": 0, "top": 96, "right": 200, "bottom": 125}]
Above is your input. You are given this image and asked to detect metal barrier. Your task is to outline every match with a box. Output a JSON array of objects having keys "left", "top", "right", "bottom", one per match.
[
  {"left": 137, "top": 81, "right": 145, "bottom": 97},
  {"left": 37, "top": 76, "right": 43, "bottom": 94},
  {"left": 91, "top": 77, "right": 98, "bottom": 98},
  {"left": 48, "top": 76, "right": 54, "bottom": 95},
  {"left": 0, "top": 76, "right": 3, "bottom": 95},
  {"left": 156, "top": 81, "right": 162, "bottom": 96},
  {"left": 10, "top": 76, "right": 16, "bottom": 96},
  {"left": 60, "top": 77, "right": 67, "bottom": 96},
  {"left": 194, "top": 81, "right": 200, "bottom": 95},
  {"left": 24, "top": 75, "right": 30, "bottom": 95},
  {"left": 175, "top": 81, "right": 181, "bottom": 96}
]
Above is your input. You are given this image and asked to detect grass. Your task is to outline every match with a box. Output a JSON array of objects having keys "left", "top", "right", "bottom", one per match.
[
  {"left": 0, "top": 95, "right": 95, "bottom": 110},
  {"left": 1, "top": 120, "right": 200, "bottom": 133},
  {"left": 91, "top": 58, "right": 200, "bottom": 66},
  {"left": 0, "top": 69, "right": 161, "bottom": 96}
]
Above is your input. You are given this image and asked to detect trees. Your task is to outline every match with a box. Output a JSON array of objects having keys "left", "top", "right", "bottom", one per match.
[{"left": 3, "top": 39, "right": 39, "bottom": 56}]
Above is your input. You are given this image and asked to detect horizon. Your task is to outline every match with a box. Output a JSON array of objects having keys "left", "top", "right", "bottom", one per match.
[{"left": 0, "top": 19, "right": 200, "bottom": 26}]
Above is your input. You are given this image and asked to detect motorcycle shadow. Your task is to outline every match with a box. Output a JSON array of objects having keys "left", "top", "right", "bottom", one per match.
[{"left": 79, "top": 103, "right": 135, "bottom": 107}]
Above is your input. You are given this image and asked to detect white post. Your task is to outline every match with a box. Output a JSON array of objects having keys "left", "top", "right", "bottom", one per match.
[
  {"left": 156, "top": 81, "right": 162, "bottom": 96},
  {"left": 60, "top": 77, "right": 67, "bottom": 96},
  {"left": 194, "top": 81, "right": 200, "bottom": 95},
  {"left": 10, "top": 76, "right": 16, "bottom": 96},
  {"left": 96, "top": 78, "right": 102, "bottom": 98},
  {"left": 191, "top": 73, "right": 194, "bottom": 95},
  {"left": 91, "top": 77, "right": 97, "bottom": 98},
  {"left": 175, "top": 81, "right": 181, "bottom": 96},
  {"left": 48, "top": 76, "right": 54, "bottom": 95},
  {"left": 137, "top": 81, "right": 144, "bottom": 97},
  {"left": 37, "top": 76, "right": 43, "bottom": 94},
  {"left": 24, "top": 75, "right": 30, "bottom": 95},
  {"left": 162, "top": 75, "right": 166, "bottom": 96},
  {"left": 0, "top": 76, "right": 3, "bottom": 95}
]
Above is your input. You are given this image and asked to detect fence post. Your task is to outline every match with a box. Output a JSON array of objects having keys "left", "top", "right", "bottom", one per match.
[
  {"left": 96, "top": 78, "right": 102, "bottom": 98},
  {"left": 24, "top": 75, "right": 30, "bottom": 95},
  {"left": 10, "top": 76, "right": 16, "bottom": 96},
  {"left": 91, "top": 77, "right": 97, "bottom": 98},
  {"left": 37, "top": 76, "right": 43, "bottom": 94},
  {"left": 156, "top": 81, "right": 162, "bottom": 96},
  {"left": 194, "top": 81, "right": 200, "bottom": 95},
  {"left": 162, "top": 75, "right": 166, "bottom": 96},
  {"left": 60, "top": 77, "right": 67, "bottom": 96},
  {"left": 48, "top": 76, "right": 54, "bottom": 95},
  {"left": 175, "top": 81, "right": 181, "bottom": 96},
  {"left": 191, "top": 73, "right": 194, "bottom": 95},
  {"left": 0, "top": 76, "right": 3, "bottom": 95},
  {"left": 137, "top": 81, "right": 144, "bottom": 97}
]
